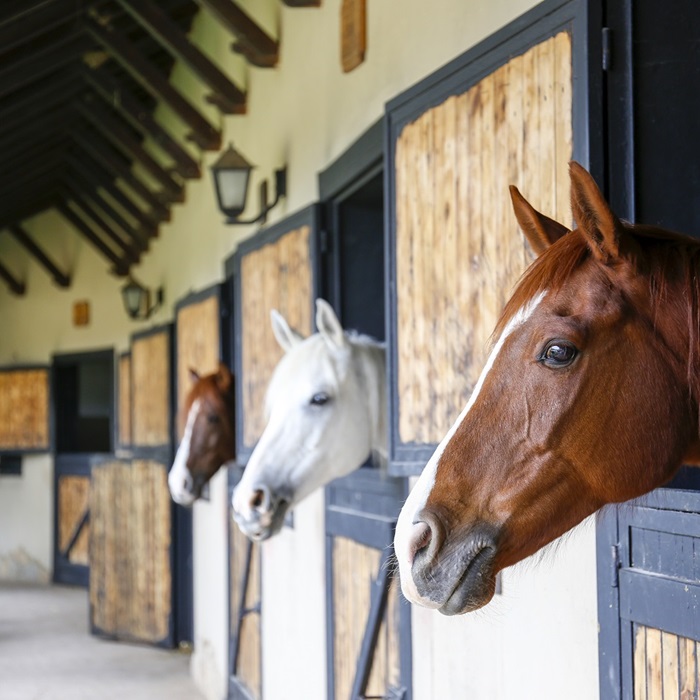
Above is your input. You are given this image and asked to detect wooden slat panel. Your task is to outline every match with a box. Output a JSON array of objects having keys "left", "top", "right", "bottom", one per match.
[
  {"left": 0, "top": 368, "right": 49, "bottom": 449},
  {"left": 175, "top": 294, "right": 220, "bottom": 420},
  {"left": 395, "top": 31, "right": 572, "bottom": 444},
  {"left": 332, "top": 536, "right": 400, "bottom": 699},
  {"left": 634, "top": 625, "right": 699, "bottom": 700},
  {"left": 240, "top": 225, "right": 313, "bottom": 447},
  {"left": 57, "top": 475, "right": 89, "bottom": 565},
  {"left": 131, "top": 331, "right": 170, "bottom": 446},
  {"left": 230, "top": 519, "right": 262, "bottom": 699},
  {"left": 118, "top": 354, "right": 132, "bottom": 447},
  {"left": 89, "top": 459, "right": 171, "bottom": 644}
]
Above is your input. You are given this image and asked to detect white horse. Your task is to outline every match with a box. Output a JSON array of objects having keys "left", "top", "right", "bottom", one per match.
[{"left": 232, "top": 299, "right": 386, "bottom": 541}]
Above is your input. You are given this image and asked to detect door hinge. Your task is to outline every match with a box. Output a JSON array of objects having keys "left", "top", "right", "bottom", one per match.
[
  {"left": 610, "top": 543, "right": 620, "bottom": 588},
  {"left": 602, "top": 27, "right": 612, "bottom": 71},
  {"left": 319, "top": 228, "right": 330, "bottom": 254}
]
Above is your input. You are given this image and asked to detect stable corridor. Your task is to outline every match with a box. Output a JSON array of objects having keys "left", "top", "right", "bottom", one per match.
[{"left": 0, "top": 583, "right": 204, "bottom": 700}]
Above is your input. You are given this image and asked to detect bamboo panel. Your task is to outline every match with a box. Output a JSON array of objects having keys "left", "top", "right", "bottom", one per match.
[
  {"left": 0, "top": 368, "right": 49, "bottom": 449},
  {"left": 240, "top": 225, "right": 313, "bottom": 447},
  {"left": 57, "top": 475, "right": 90, "bottom": 565},
  {"left": 131, "top": 331, "right": 170, "bottom": 446},
  {"left": 176, "top": 295, "right": 220, "bottom": 425},
  {"left": 333, "top": 537, "right": 400, "bottom": 699},
  {"left": 633, "top": 624, "right": 700, "bottom": 700},
  {"left": 89, "top": 459, "right": 172, "bottom": 644},
  {"left": 395, "top": 31, "right": 572, "bottom": 444},
  {"left": 118, "top": 354, "right": 132, "bottom": 447},
  {"left": 230, "top": 517, "right": 262, "bottom": 699}
]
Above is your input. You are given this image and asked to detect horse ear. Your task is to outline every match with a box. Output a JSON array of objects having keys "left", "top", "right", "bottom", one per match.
[
  {"left": 509, "top": 185, "right": 570, "bottom": 256},
  {"left": 189, "top": 368, "right": 200, "bottom": 384},
  {"left": 270, "top": 309, "right": 304, "bottom": 353},
  {"left": 569, "top": 161, "right": 624, "bottom": 263},
  {"left": 316, "top": 299, "right": 346, "bottom": 351},
  {"left": 215, "top": 362, "right": 233, "bottom": 393}
]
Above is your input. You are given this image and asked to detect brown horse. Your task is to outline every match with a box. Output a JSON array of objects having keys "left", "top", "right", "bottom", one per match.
[
  {"left": 168, "top": 363, "right": 235, "bottom": 506},
  {"left": 394, "top": 162, "right": 700, "bottom": 615}
]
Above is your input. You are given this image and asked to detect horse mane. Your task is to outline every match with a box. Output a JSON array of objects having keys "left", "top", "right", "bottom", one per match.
[{"left": 493, "top": 224, "right": 700, "bottom": 398}]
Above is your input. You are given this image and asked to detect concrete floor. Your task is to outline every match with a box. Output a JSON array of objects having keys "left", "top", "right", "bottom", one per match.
[{"left": 0, "top": 583, "right": 205, "bottom": 700}]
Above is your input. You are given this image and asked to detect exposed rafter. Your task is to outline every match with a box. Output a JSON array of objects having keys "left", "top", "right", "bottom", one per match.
[
  {"left": 82, "top": 66, "right": 201, "bottom": 179},
  {"left": 7, "top": 224, "right": 71, "bottom": 289},
  {"left": 115, "top": 0, "right": 247, "bottom": 113},
  {"left": 193, "top": 0, "right": 279, "bottom": 68},
  {"left": 85, "top": 14, "right": 222, "bottom": 150}
]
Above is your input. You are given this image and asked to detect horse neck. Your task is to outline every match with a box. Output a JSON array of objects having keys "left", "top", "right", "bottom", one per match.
[{"left": 349, "top": 338, "right": 387, "bottom": 463}]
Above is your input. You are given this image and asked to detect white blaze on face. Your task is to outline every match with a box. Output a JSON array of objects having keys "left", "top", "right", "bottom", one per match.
[
  {"left": 168, "top": 399, "right": 201, "bottom": 507},
  {"left": 394, "top": 292, "right": 546, "bottom": 606}
]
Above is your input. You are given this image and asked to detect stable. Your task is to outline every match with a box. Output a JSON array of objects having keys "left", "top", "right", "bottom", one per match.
[{"left": 0, "top": 1, "right": 699, "bottom": 699}]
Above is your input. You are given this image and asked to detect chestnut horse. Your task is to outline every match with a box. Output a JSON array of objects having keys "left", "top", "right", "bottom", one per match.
[
  {"left": 168, "top": 363, "right": 235, "bottom": 506},
  {"left": 395, "top": 162, "right": 700, "bottom": 615}
]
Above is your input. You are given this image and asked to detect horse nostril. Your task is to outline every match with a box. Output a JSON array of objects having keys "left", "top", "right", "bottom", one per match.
[
  {"left": 250, "top": 486, "right": 271, "bottom": 513},
  {"left": 410, "top": 508, "right": 446, "bottom": 566}
]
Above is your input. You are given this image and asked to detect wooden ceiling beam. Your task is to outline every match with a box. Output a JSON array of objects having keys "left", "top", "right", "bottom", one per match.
[
  {"left": 85, "top": 15, "right": 221, "bottom": 150},
  {"left": 0, "top": 257, "right": 26, "bottom": 296},
  {"left": 65, "top": 150, "right": 160, "bottom": 236},
  {"left": 0, "top": 70, "right": 80, "bottom": 125},
  {"left": 65, "top": 168, "right": 150, "bottom": 253},
  {"left": 281, "top": 0, "right": 322, "bottom": 6},
  {"left": 64, "top": 187, "right": 142, "bottom": 264},
  {"left": 0, "top": 194, "right": 58, "bottom": 231},
  {"left": 72, "top": 132, "right": 172, "bottom": 221},
  {"left": 115, "top": 0, "right": 247, "bottom": 113},
  {"left": 0, "top": 0, "right": 80, "bottom": 57},
  {"left": 194, "top": 0, "right": 279, "bottom": 67},
  {"left": 57, "top": 202, "right": 130, "bottom": 277},
  {"left": 82, "top": 66, "right": 201, "bottom": 179},
  {"left": 7, "top": 224, "right": 71, "bottom": 288},
  {"left": 78, "top": 99, "right": 184, "bottom": 201},
  {"left": 0, "top": 34, "right": 85, "bottom": 100}
]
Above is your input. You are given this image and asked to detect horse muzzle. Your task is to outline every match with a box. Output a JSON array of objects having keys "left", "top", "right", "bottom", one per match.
[
  {"left": 232, "top": 484, "right": 291, "bottom": 542},
  {"left": 406, "top": 510, "right": 500, "bottom": 615}
]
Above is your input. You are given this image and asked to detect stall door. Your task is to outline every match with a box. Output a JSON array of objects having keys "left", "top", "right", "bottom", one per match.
[
  {"left": 89, "top": 325, "right": 175, "bottom": 647},
  {"left": 386, "top": 17, "right": 578, "bottom": 474},
  {"left": 597, "top": 1, "right": 700, "bottom": 697},
  {"left": 228, "top": 205, "right": 320, "bottom": 700},
  {"left": 326, "top": 470, "right": 411, "bottom": 700},
  {"left": 52, "top": 351, "right": 113, "bottom": 586}
]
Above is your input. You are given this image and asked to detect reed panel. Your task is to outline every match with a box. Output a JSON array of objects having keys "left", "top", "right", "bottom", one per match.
[
  {"left": 89, "top": 459, "right": 171, "bottom": 644},
  {"left": 131, "top": 331, "right": 170, "bottom": 446},
  {"left": 0, "top": 368, "right": 49, "bottom": 450},
  {"left": 229, "top": 519, "right": 262, "bottom": 699},
  {"left": 395, "top": 31, "right": 572, "bottom": 444},
  {"left": 57, "top": 475, "right": 90, "bottom": 565},
  {"left": 175, "top": 294, "right": 221, "bottom": 424},
  {"left": 332, "top": 536, "right": 400, "bottom": 699},
  {"left": 632, "top": 624, "right": 699, "bottom": 700},
  {"left": 240, "top": 225, "right": 313, "bottom": 447}
]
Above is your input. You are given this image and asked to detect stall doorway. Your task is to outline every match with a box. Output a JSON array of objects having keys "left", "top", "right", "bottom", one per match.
[{"left": 52, "top": 349, "right": 114, "bottom": 586}]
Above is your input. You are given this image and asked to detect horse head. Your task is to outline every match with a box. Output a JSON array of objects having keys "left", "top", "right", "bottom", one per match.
[
  {"left": 168, "top": 362, "right": 236, "bottom": 506},
  {"left": 232, "top": 299, "right": 386, "bottom": 541},
  {"left": 395, "top": 162, "right": 700, "bottom": 615}
]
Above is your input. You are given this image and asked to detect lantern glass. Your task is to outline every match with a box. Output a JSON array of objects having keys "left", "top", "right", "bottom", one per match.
[
  {"left": 211, "top": 144, "right": 254, "bottom": 218},
  {"left": 121, "top": 279, "right": 147, "bottom": 319}
]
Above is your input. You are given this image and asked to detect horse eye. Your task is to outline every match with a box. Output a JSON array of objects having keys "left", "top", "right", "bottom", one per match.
[
  {"left": 310, "top": 392, "right": 330, "bottom": 406},
  {"left": 540, "top": 340, "right": 577, "bottom": 368},
  {"left": 207, "top": 413, "right": 220, "bottom": 424}
]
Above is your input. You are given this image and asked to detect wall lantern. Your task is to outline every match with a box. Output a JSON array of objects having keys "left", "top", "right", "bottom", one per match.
[
  {"left": 211, "top": 143, "right": 287, "bottom": 225},
  {"left": 121, "top": 277, "right": 164, "bottom": 320}
]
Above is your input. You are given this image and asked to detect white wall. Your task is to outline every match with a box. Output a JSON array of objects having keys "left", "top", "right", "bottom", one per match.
[{"left": 0, "top": 0, "right": 602, "bottom": 698}]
